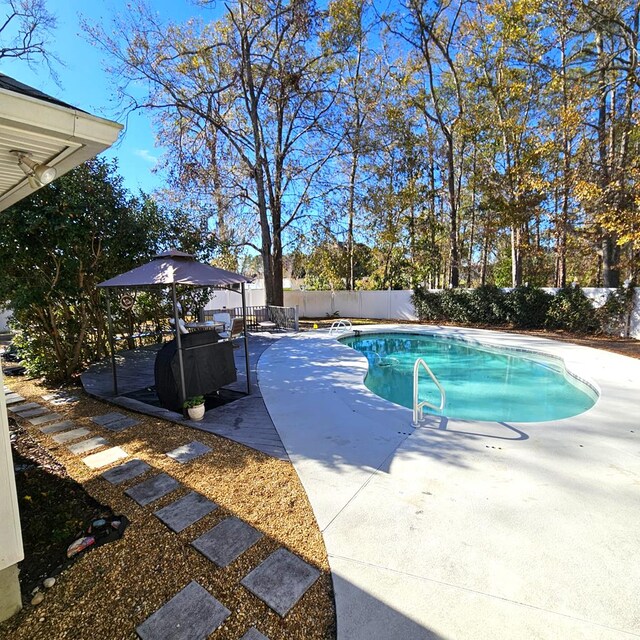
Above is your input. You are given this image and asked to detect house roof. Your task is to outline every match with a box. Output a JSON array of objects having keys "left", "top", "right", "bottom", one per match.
[{"left": 0, "top": 73, "right": 123, "bottom": 212}]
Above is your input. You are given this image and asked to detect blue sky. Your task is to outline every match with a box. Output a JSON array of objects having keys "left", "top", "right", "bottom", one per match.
[{"left": 2, "top": 0, "right": 219, "bottom": 196}]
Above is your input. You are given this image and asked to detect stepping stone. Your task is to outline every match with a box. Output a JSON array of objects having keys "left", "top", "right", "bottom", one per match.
[
  {"left": 42, "top": 392, "right": 78, "bottom": 405},
  {"left": 154, "top": 492, "right": 218, "bottom": 533},
  {"left": 101, "top": 459, "right": 151, "bottom": 485},
  {"left": 91, "top": 412, "right": 126, "bottom": 426},
  {"left": 91, "top": 412, "right": 139, "bottom": 431},
  {"left": 16, "top": 406, "right": 49, "bottom": 418},
  {"left": 136, "top": 581, "right": 230, "bottom": 640},
  {"left": 28, "top": 412, "right": 62, "bottom": 426},
  {"left": 101, "top": 416, "right": 139, "bottom": 432},
  {"left": 192, "top": 517, "right": 262, "bottom": 568},
  {"left": 166, "top": 441, "right": 211, "bottom": 464},
  {"left": 50, "top": 396, "right": 78, "bottom": 405},
  {"left": 68, "top": 436, "right": 108, "bottom": 455},
  {"left": 40, "top": 420, "right": 77, "bottom": 434},
  {"left": 82, "top": 446, "right": 128, "bottom": 469},
  {"left": 52, "top": 427, "right": 91, "bottom": 444},
  {"left": 241, "top": 629, "right": 270, "bottom": 640},
  {"left": 125, "top": 473, "right": 180, "bottom": 506},
  {"left": 5, "top": 395, "right": 24, "bottom": 405},
  {"left": 8, "top": 402, "right": 41, "bottom": 413},
  {"left": 241, "top": 548, "right": 320, "bottom": 617}
]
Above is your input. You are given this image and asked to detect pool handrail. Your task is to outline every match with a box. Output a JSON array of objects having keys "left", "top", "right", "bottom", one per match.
[
  {"left": 413, "top": 358, "right": 446, "bottom": 425},
  {"left": 329, "top": 319, "right": 353, "bottom": 335}
]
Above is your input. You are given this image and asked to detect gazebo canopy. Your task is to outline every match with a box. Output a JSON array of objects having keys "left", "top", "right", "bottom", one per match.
[
  {"left": 97, "top": 250, "right": 252, "bottom": 289},
  {"left": 97, "top": 249, "right": 253, "bottom": 403}
]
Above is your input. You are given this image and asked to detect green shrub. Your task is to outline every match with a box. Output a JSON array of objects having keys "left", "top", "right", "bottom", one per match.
[
  {"left": 545, "top": 286, "right": 600, "bottom": 333},
  {"left": 596, "top": 284, "right": 635, "bottom": 337},
  {"left": 504, "top": 286, "right": 553, "bottom": 328},
  {"left": 466, "top": 286, "right": 507, "bottom": 324},
  {"left": 412, "top": 287, "right": 445, "bottom": 322},
  {"left": 440, "top": 289, "right": 472, "bottom": 323},
  {"left": 413, "top": 284, "right": 605, "bottom": 335}
]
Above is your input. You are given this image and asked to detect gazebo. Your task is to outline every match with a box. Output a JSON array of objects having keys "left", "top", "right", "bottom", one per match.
[{"left": 97, "top": 250, "right": 253, "bottom": 411}]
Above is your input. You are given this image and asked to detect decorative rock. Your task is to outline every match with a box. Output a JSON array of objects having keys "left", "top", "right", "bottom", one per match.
[
  {"left": 31, "top": 592, "right": 44, "bottom": 606},
  {"left": 43, "top": 577, "right": 55, "bottom": 589}
]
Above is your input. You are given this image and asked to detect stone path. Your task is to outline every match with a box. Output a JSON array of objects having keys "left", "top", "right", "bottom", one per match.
[
  {"left": 7, "top": 395, "right": 138, "bottom": 472},
  {"left": 192, "top": 516, "right": 262, "bottom": 568},
  {"left": 154, "top": 492, "right": 218, "bottom": 533},
  {"left": 101, "top": 448, "right": 319, "bottom": 638},
  {"left": 136, "top": 581, "right": 230, "bottom": 640},
  {"left": 90, "top": 411, "right": 140, "bottom": 432},
  {"left": 5, "top": 386, "right": 320, "bottom": 637}
]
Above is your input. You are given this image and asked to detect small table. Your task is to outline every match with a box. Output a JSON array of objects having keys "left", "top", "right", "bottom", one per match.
[
  {"left": 258, "top": 321, "right": 277, "bottom": 331},
  {"left": 185, "top": 321, "right": 225, "bottom": 333}
]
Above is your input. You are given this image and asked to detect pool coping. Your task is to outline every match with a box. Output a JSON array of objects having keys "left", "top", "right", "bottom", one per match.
[{"left": 258, "top": 324, "right": 640, "bottom": 639}]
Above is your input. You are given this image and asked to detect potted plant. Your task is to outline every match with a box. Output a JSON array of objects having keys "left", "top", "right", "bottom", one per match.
[{"left": 183, "top": 395, "right": 205, "bottom": 421}]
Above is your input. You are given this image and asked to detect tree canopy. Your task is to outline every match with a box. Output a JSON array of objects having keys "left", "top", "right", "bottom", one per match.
[
  {"left": 0, "top": 159, "right": 169, "bottom": 380},
  {"left": 85, "top": 0, "right": 639, "bottom": 292}
]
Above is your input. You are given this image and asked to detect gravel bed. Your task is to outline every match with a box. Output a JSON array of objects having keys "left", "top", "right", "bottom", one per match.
[{"left": 0, "top": 378, "right": 336, "bottom": 640}]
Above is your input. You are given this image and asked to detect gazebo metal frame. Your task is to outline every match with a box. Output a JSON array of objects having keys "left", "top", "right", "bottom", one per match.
[{"left": 97, "top": 250, "right": 253, "bottom": 411}]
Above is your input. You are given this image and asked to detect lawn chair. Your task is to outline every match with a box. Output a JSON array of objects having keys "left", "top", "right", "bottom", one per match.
[
  {"left": 212, "top": 311, "right": 232, "bottom": 332},
  {"left": 169, "top": 317, "right": 189, "bottom": 335},
  {"left": 218, "top": 316, "right": 244, "bottom": 342}
]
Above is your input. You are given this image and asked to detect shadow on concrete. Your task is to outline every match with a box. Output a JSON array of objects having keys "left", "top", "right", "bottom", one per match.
[
  {"left": 332, "top": 572, "right": 447, "bottom": 640},
  {"left": 421, "top": 416, "right": 529, "bottom": 441}
]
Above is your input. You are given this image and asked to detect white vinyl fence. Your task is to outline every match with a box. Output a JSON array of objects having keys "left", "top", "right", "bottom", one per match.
[
  {"left": 204, "top": 287, "right": 266, "bottom": 312},
  {"left": 282, "top": 288, "right": 640, "bottom": 339},
  {"left": 0, "top": 310, "right": 11, "bottom": 333}
]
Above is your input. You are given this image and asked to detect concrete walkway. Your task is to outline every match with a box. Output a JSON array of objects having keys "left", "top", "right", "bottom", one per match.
[{"left": 258, "top": 325, "right": 640, "bottom": 640}]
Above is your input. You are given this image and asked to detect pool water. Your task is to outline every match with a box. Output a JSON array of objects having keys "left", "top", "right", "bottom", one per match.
[{"left": 340, "top": 333, "right": 597, "bottom": 422}]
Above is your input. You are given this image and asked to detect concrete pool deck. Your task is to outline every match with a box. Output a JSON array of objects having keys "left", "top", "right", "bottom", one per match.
[{"left": 258, "top": 325, "right": 640, "bottom": 639}]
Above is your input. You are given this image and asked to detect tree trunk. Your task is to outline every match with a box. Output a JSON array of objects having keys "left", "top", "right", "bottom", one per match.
[
  {"left": 446, "top": 135, "right": 460, "bottom": 287},
  {"left": 602, "top": 235, "right": 620, "bottom": 287},
  {"left": 511, "top": 225, "right": 522, "bottom": 286},
  {"left": 596, "top": 28, "right": 620, "bottom": 287}
]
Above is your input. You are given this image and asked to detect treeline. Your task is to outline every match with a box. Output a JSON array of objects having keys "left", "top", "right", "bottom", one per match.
[{"left": 88, "top": 0, "right": 640, "bottom": 302}]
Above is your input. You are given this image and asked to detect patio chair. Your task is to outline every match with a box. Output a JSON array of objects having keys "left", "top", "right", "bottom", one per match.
[
  {"left": 212, "top": 311, "right": 232, "bottom": 332},
  {"left": 218, "top": 316, "right": 244, "bottom": 341},
  {"left": 169, "top": 317, "right": 190, "bottom": 335}
]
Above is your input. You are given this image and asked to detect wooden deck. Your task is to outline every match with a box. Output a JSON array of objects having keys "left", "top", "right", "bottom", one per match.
[{"left": 81, "top": 334, "right": 289, "bottom": 460}]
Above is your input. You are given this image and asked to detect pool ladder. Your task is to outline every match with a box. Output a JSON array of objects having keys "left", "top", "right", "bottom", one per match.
[
  {"left": 413, "top": 358, "right": 446, "bottom": 426},
  {"left": 329, "top": 319, "right": 353, "bottom": 335}
]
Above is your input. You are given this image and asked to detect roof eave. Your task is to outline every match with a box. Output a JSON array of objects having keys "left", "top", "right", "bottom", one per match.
[{"left": 0, "top": 87, "right": 123, "bottom": 212}]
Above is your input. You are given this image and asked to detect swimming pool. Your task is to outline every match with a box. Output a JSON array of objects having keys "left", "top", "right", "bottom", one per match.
[{"left": 340, "top": 332, "right": 598, "bottom": 422}]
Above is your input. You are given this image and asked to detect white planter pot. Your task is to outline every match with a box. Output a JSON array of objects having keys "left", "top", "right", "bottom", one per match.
[{"left": 187, "top": 404, "right": 205, "bottom": 421}]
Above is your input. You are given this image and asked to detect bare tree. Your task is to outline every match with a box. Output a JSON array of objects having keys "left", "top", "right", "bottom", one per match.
[
  {"left": 0, "top": 0, "right": 57, "bottom": 68},
  {"left": 87, "top": 0, "right": 338, "bottom": 305}
]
